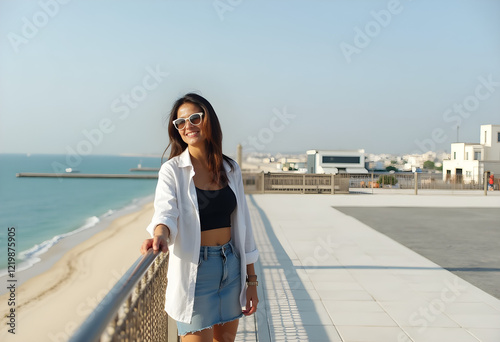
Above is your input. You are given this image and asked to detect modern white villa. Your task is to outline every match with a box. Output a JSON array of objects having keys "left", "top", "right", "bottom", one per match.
[
  {"left": 442, "top": 124, "right": 500, "bottom": 184},
  {"left": 306, "top": 149, "right": 368, "bottom": 174}
]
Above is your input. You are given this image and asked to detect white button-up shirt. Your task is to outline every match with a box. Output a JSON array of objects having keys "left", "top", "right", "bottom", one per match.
[{"left": 146, "top": 147, "right": 259, "bottom": 323}]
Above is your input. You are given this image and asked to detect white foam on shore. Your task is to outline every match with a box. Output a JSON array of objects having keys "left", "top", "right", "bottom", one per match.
[
  {"left": 0, "top": 216, "right": 100, "bottom": 277},
  {"left": 0, "top": 194, "right": 154, "bottom": 278}
]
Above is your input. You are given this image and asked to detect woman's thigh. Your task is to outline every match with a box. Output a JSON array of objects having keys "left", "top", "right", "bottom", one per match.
[
  {"left": 180, "top": 328, "right": 213, "bottom": 342},
  {"left": 213, "top": 319, "right": 239, "bottom": 342}
]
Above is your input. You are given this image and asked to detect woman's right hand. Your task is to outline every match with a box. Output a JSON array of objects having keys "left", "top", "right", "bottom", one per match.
[{"left": 140, "top": 235, "right": 169, "bottom": 254}]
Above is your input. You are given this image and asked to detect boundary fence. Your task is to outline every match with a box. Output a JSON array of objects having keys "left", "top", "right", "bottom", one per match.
[
  {"left": 348, "top": 172, "right": 497, "bottom": 190},
  {"left": 242, "top": 172, "right": 350, "bottom": 194},
  {"left": 242, "top": 172, "right": 499, "bottom": 194}
]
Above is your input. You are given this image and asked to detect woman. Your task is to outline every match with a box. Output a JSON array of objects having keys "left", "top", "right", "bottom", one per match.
[{"left": 140, "top": 93, "right": 259, "bottom": 342}]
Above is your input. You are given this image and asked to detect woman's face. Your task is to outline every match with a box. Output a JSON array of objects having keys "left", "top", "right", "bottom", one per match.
[{"left": 176, "top": 102, "right": 206, "bottom": 148}]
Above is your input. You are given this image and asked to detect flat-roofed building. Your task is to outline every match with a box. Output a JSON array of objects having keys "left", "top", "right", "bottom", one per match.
[
  {"left": 306, "top": 149, "right": 368, "bottom": 174},
  {"left": 443, "top": 124, "right": 500, "bottom": 183}
]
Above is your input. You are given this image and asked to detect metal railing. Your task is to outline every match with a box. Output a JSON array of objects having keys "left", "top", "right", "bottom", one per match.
[
  {"left": 70, "top": 249, "right": 178, "bottom": 342},
  {"left": 242, "top": 172, "right": 350, "bottom": 194},
  {"left": 348, "top": 172, "right": 489, "bottom": 190},
  {"left": 242, "top": 171, "right": 496, "bottom": 194}
]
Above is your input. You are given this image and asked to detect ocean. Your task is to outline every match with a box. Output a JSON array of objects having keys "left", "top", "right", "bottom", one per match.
[{"left": 0, "top": 153, "right": 160, "bottom": 274}]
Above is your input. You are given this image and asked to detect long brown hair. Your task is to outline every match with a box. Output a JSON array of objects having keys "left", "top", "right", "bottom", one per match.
[{"left": 162, "top": 93, "right": 233, "bottom": 185}]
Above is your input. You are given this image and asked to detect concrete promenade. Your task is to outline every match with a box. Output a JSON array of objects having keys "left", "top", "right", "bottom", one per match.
[{"left": 235, "top": 191, "right": 500, "bottom": 342}]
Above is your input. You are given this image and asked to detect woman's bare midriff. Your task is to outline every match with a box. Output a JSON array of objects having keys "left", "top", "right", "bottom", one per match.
[{"left": 200, "top": 227, "right": 231, "bottom": 246}]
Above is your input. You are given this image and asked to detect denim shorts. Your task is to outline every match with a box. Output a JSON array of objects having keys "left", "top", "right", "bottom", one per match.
[{"left": 176, "top": 241, "right": 243, "bottom": 336}]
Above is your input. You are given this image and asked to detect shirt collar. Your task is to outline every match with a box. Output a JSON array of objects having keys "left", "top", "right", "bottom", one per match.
[
  {"left": 177, "top": 147, "right": 193, "bottom": 168},
  {"left": 223, "top": 159, "right": 232, "bottom": 173},
  {"left": 178, "top": 147, "right": 233, "bottom": 173}
]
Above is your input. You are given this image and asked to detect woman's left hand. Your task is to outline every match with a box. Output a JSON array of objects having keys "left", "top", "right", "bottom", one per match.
[{"left": 243, "top": 285, "right": 259, "bottom": 316}]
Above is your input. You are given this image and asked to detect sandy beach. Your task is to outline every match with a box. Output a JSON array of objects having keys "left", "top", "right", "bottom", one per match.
[{"left": 0, "top": 201, "right": 155, "bottom": 342}]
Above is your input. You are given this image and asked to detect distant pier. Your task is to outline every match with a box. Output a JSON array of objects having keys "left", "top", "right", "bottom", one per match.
[
  {"left": 16, "top": 173, "right": 158, "bottom": 179},
  {"left": 129, "top": 167, "right": 160, "bottom": 172}
]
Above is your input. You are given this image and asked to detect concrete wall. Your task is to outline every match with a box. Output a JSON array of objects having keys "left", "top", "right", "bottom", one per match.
[
  {"left": 450, "top": 143, "right": 466, "bottom": 161},
  {"left": 481, "top": 124, "right": 500, "bottom": 160},
  {"left": 442, "top": 159, "right": 481, "bottom": 183}
]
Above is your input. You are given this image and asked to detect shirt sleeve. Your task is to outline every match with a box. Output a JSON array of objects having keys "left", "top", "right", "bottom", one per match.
[
  {"left": 145, "top": 163, "right": 179, "bottom": 245},
  {"left": 234, "top": 162, "right": 259, "bottom": 264}
]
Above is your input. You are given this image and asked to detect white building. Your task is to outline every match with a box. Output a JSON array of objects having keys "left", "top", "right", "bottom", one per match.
[
  {"left": 402, "top": 154, "right": 425, "bottom": 172},
  {"left": 442, "top": 124, "right": 500, "bottom": 183},
  {"left": 306, "top": 149, "right": 368, "bottom": 174}
]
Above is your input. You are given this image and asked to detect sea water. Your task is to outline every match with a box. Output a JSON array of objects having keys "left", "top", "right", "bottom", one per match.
[{"left": 0, "top": 154, "right": 161, "bottom": 273}]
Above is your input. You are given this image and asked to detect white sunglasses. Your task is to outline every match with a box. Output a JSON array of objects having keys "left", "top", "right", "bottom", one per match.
[{"left": 173, "top": 112, "right": 204, "bottom": 130}]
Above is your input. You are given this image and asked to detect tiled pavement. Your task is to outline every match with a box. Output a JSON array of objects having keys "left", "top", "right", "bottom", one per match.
[{"left": 236, "top": 192, "right": 500, "bottom": 342}]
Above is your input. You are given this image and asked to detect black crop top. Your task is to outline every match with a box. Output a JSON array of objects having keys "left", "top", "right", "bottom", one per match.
[{"left": 196, "top": 185, "right": 237, "bottom": 231}]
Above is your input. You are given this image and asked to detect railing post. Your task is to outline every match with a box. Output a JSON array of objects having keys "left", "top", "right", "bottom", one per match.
[
  {"left": 371, "top": 172, "right": 374, "bottom": 195},
  {"left": 302, "top": 174, "right": 306, "bottom": 194},
  {"left": 414, "top": 172, "right": 418, "bottom": 195},
  {"left": 331, "top": 174, "right": 335, "bottom": 194},
  {"left": 260, "top": 172, "right": 265, "bottom": 193},
  {"left": 484, "top": 171, "right": 488, "bottom": 196},
  {"left": 168, "top": 315, "right": 178, "bottom": 342}
]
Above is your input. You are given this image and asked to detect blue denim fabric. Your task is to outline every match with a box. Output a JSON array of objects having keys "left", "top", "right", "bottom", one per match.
[{"left": 176, "top": 241, "right": 243, "bottom": 336}]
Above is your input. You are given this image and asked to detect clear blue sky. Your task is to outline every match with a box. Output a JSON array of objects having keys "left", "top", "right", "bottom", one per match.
[{"left": 1, "top": 0, "right": 499, "bottom": 157}]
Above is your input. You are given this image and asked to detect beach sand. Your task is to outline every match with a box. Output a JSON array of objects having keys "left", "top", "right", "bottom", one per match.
[{"left": 0, "top": 202, "right": 154, "bottom": 342}]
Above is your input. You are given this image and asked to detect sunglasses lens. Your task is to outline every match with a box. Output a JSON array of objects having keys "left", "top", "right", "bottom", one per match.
[
  {"left": 190, "top": 113, "right": 202, "bottom": 125},
  {"left": 173, "top": 113, "right": 202, "bottom": 130},
  {"left": 173, "top": 118, "right": 185, "bottom": 129}
]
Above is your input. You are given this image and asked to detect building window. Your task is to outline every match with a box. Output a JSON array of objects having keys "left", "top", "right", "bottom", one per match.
[
  {"left": 498, "top": 132, "right": 500, "bottom": 142},
  {"left": 245, "top": 178, "right": 256, "bottom": 186},
  {"left": 453, "top": 152, "right": 456, "bottom": 160},
  {"left": 474, "top": 151, "right": 481, "bottom": 160},
  {"left": 466, "top": 171, "right": 472, "bottom": 177},
  {"left": 466, "top": 152, "right": 469, "bottom": 160},
  {"left": 322, "top": 156, "right": 360, "bottom": 164}
]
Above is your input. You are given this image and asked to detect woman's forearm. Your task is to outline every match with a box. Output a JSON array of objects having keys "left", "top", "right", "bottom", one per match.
[
  {"left": 246, "top": 263, "right": 256, "bottom": 277},
  {"left": 154, "top": 224, "right": 171, "bottom": 239}
]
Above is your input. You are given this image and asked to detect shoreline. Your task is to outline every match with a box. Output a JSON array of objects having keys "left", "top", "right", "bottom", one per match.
[
  {"left": 0, "top": 194, "right": 154, "bottom": 295},
  {"left": 0, "top": 199, "right": 155, "bottom": 341}
]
